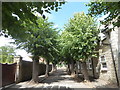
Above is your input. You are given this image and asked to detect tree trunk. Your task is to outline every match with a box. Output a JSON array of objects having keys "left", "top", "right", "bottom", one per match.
[
  {"left": 45, "top": 60, "right": 49, "bottom": 77},
  {"left": 70, "top": 59, "right": 75, "bottom": 76},
  {"left": 75, "top": 61, "right": 79, "bottom": 77},
  {"left": 81, "top": 62, "right": 90, "bottom": 81},
  {"left": 67, "top": 63, "right": 71, "bottom": 75},
  {"left": 32, "top": 56, "right": 39, "bottom": 83},
  {"left": 91, "top": 58, "right": 95, "bottom": 78},
  {"left": 52, "top": 63, "right": 57, "bottom": 72},
  {"left": 79, "top": 61, "right": 82, "bottom": 74}
]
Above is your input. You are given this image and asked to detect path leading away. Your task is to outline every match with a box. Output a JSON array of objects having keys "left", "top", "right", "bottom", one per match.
[{"left": 4, "top": 67, "right": 117, "bottom": 89}]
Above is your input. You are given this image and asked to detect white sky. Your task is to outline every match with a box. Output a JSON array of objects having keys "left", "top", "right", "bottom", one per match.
[{"left": 0, "top": 36, "right": 32, "bottom": 61}]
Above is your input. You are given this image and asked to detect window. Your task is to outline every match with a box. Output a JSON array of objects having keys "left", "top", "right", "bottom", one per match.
[
  {"left": 100, "top": 55, "right": 107, "bottom": 71},
  {"left": 101, "top": 56, "right": 106, "bottom": 62},
  {"left": 102, "top": 63, "right": 107, "bottom": 68}
]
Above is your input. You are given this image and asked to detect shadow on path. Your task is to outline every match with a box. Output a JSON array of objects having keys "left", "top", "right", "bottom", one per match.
[
  {"left": 3, "top": 68, "right": 92, "bottom": 89},
  {"left": 41, "top": 69, "right": 74, "bottom": 84}
]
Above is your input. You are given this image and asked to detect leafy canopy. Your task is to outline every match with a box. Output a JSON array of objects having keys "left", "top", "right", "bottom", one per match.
[
  {"left": 15, "top": 17, "right": 59, "bottom": 62},
  {"left": 2, "top": 2, "right": 65, "bottom": 38},
  {"left": 87, "top": 1, "right": 120, "bottom": 30},
  {"left": 60, "top": 12, "right": 99, "bottom": 62},
  {"left": 0, "top": 45, "right": 16, "bottom": 64}
]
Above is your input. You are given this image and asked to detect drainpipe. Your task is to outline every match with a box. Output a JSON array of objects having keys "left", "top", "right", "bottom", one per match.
[
  {"left": 108, "top": 30, "right": 119, "bottom": 87},
  {"left": 109, "top": 43, "right": 119, "bottom": 87}
]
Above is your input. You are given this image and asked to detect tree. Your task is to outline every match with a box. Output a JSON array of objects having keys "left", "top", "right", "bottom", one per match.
[
  {"left": 61, "top": 12, "right": 99, "bottom": 81},
  {"left": 2, "top": 2, "right": 65, "bottom": 38},
  {"left": 1, "top": 1, "right": 65, "bottom": 83},
  {"left": 0, "top": 45, "right": 16, "bottom": 64},
  {"left": 59, "top": 31, "right": 75, "bottom": 75},
  {"left": 15, "top": 17, "right": 59, "bottom": 82},
  {"left": 87, "top": 1, "right": 120, "bottom": 30}
]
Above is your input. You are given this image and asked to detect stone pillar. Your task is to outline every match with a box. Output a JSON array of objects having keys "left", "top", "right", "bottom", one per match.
[{"left": 14, "top": 56, "right": 23, "bottom": 83}]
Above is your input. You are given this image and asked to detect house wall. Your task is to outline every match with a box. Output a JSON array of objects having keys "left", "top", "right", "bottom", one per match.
[
  {"left": 0, "top": 63, "right": 2, "bottom": 88},
  {"left": 118, "top": 27, "right": 120, "bottom": 84},
  {"left": 110, "top": 28, "right": 119, "bottom": 84},
  {"left": 99, "top": 44, "right": 116, "bottom": 82},
  {"left": 99, "top": 28, "right": 120, "bottom": 85}
]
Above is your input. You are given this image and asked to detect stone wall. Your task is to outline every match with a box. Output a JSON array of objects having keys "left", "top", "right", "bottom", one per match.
[
  {"left": 110, "top": 28, "right": 119, "bottom": 84},
  {"left": 0, "top": 63, "right": 2, "bottom": 88},
  {"left": 99, "top": 28, "right": 120, "bottom": 85},
  {"left": 99, "top": 45, "right": 116, "bottom": 82},
  {"left": 118, "top": 27, "right": 120, "bottom": 85},
  {"left": 18, "top": 60, "right": 32, "bottom": 82},
  {"left": 16, "top": 60, "right": 52, "bottom": 82}
]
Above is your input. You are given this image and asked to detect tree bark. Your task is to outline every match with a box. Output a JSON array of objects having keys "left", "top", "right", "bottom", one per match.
[
  {"left": 81, "top": 62, "right": 90, "bottom": 81},
  {"left": 75, "top": 61, "right": 79, "bottom": 77},
  {"left": 79, "top": 61, "right": 82, "bottom": 74},
  {"left": 67, "top": 63, "right": 71, "bottom": 75},
  {"left": 45, "top": 60, "right": 49, "bottom": 77},
  {"left": 52, "top": 63, "right": 57, "bottom": 72},
  {"left": 32, "top": 56, "right": 39, "bottom": 83},
  {"left": 91, "top": 58, "right": 95, "bottom": 78},
  {"left": 70, "top": 59, "right": 75, "bottom": 76}
]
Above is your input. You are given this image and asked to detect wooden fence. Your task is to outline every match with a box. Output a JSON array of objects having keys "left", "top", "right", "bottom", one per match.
[
  {"left": 0, "top": 59, "right": 52, "bottom": 88},
  {"left": 1, "top": 63, "right": 17, "bottom": 87}
]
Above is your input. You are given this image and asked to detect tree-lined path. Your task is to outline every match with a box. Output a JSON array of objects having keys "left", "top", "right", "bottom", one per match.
[
  {"left": 4, "top": 67, "right": 116, "bottom": 90},
  {"left": 40, "top": 67, "right": 89, "bottom": 88},
  {"left": 1, "top": 2, "right": 119, "bottom": 89},
  {"left": 4, "top": 68, "right": 91, "bottom": 89}
]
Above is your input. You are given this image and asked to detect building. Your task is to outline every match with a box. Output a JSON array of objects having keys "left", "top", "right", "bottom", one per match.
[{"left": 98, "top": 26, "right": 120, "bottom": 86}]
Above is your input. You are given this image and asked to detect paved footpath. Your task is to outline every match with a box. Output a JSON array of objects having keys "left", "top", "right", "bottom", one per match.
[{"left": 3, "top": 67, "right": 118, "bottom": 90}]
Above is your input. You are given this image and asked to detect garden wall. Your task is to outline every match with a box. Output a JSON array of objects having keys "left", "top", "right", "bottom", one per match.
[{"left": 17, "top": 60, "right": 52, "bottom": 82}]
